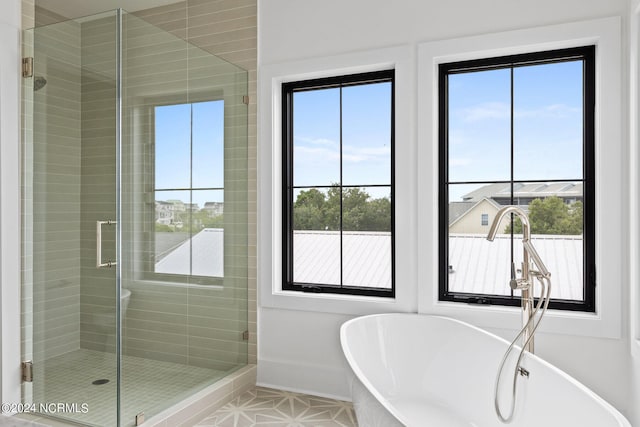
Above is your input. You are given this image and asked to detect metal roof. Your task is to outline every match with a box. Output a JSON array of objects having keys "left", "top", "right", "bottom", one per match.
[
  {"left": 462, "top": 182, "right": 583, "bottom": 203},
  {"left": 293, "top": 231, "right": 392, "bottom": 289},
  {"left": 156, "top": 229, "right": 580, "bottom": 301},
  {"left": 448, "top": 233, "right": 583, "bottom": 301},
  {"left": 155, "top": 228, "right": 224, "bottom": 277}
]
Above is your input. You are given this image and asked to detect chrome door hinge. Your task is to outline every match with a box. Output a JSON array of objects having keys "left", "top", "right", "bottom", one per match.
[
  {"left": 242, "top": 95, "right": 249, "bottom": 105},
  {"left": 242, "top": 330, "right": 249, "bottom": 341},
  {"left": 22, "top": 360, "right": 33, "bottom": 382},
  {"left": 22, "top": 58, "right": 34, "bottom": 78}
]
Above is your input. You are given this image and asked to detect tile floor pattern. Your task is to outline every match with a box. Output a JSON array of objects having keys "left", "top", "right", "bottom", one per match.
[
  {"left": 31, "top": 349, "right": 234, "bottom": 426},
  {"left": 195, "top": 387, "right": 358, "bottom": 427}
]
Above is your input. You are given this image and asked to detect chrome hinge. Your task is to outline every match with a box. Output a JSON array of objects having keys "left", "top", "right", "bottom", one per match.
[
  {"left": 22, "top": 57, "right": 34, "bottom": 78},
  {"left": 242, "top": 95, "right": 249, "bottom": 105},
  {"left": 242, "top": 330, "right": 249, "bottom": 341},
  {"left": 21, "top": 360, "right": 33, "bottom": 382}
]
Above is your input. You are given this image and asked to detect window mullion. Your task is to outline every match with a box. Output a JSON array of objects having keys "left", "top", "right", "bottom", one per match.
[
  {"left": 509, "top": 66, "right": 515, "bottom": 299},
  {"left": 339, "top": 85, "right": 344, "bottom": 289},
  {"left": 189, "top": 103, "right": 194, "bottom": 277}
]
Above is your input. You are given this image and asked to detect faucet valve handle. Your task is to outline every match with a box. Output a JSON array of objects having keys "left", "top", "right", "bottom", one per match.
[
  {"left": 509, "top": 261, "right": 519, "bottom": 289},
  {"left": 510, "top": 278, "right": 530, "bottom": 291}
]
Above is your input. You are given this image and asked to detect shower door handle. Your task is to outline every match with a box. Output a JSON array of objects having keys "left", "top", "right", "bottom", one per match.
[{"left": 96, "top": 220, "right": 117, "bottom": 268}]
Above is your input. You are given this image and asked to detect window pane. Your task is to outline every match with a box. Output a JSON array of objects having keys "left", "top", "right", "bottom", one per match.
[
  {"left": 342, "top": 186, "right": 391, "bottom": 288},
  {"left": 191, "top": 190, "right": 224, "bottom": 277},
  {"left": 514, "top": 61, "right": 583, "bottom": 181},
  {"left": 292, "top": 188, "right": 340, "bottom": 285},
  {"left": 447, "top": 181, "right": 584, "bottom": 301},
  {"left": 342, "top": 82, "right": 391, "bottom": 186},
  {"left": 447, "top": 183, "right": 510, "bottom": 295},
  {"left": 192, "top": 100, "right": 224, "bottom": 189},
  {"left": 155, "top": 104, "right": 191, "bottom": 188},
  {"left": 448, "top": 69, "right": 511, "bottom": 182},
  {"left": 293, "top": 88, "right": 340, "bottom": 187},
  {"left": 154, "top": 190, "right": 191, "bottom": 275}
]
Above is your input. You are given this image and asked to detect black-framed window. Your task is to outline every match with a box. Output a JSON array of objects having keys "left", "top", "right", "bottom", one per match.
[
  {"left": 439, "top": 46, "right": 595, "bottom": 311},
  {"left": 282, "top": 70, "right": 395, "bottom": 297}
]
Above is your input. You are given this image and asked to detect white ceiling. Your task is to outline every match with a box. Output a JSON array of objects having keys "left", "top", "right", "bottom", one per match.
[{"left": 36, "top": 0, "right": 183, "bottom": 19}]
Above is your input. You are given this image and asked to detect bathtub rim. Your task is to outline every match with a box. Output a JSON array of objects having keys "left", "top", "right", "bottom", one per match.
[{"left": 339, "top": 313, "right": 631, "bottom": 427}]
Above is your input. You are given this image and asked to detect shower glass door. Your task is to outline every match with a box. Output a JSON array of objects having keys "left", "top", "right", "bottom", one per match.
[
  {"left": 22, "top": 7, "right": 248, "bottom": 427},
  {"left": 22, "top": 10, "right": 120, "bottom": 426}
]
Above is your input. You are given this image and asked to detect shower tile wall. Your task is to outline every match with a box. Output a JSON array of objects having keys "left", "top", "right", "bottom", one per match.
[
  {"left": 20, "top": 9, "right": 83, "bottom": 403},
  {"left": 20, "top": 0, "right": 257, "bottom": 381},
  {"left": 133, "top": 0, "right": 258, "bottom": 366},
  {"left": 32, "top": 20, "right": 83, "bottom": 361},
  {"left": 78, "top": 14, "right": 119, "bottom": 353},
  {"left": 22, "top": 0, "right": 33, "bottom": 28},
  {"left": 77, "top": 11, "right": 249, "bottom": 372}
]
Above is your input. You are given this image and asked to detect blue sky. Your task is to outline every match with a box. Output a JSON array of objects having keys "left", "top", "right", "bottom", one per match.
[
  {"left": 448, "top": 60, "right": 583, "bottom": 202},
  {"left": 292, "top": 81, "right": 392, "bottom": 200},
  {"left": 155, "top": 100, "right": 224, "bottom": 208},
  {"left": 152, "top": 60, "right": 583, "bottom": 208}
]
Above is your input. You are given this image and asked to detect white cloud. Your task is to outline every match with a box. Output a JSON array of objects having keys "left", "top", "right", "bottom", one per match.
[
  {"left": 515, "top": 103, "right": 580, "bottom": 119},
  {"left": 295, "top": 136, "right": 338, "bottom": 147},
  {"left": 458, "top": 102, "right": 510, "bottom": 122},
  {"left": 456, "top": 102, "right": 580, "bottom": 123},
  {"left": 295, "top": 135, "right": 390, "bottom": 164},
  {"left": 295, "top": 146, "right": 340, "bottom": 162}
]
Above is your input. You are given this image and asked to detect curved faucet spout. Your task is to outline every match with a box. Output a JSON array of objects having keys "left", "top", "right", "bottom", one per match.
[
  {"left": 486, "top": 206, "right": 531, "bottom": 242},
  {"left": 486, "top": 206, "right": 550, "bottom": 276}
]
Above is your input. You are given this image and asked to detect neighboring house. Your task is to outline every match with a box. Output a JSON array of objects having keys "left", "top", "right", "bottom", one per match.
[
  {"left": 448, "top": 197, "right": 501, "bottom": 234},
  {"left": 155, "top": 199, "right": 190, "bottom": 225},
  {"left": 460, "top": 182, "right": 583, "bottom": 205},
  {"left": 204, "top": 201, "right": 224, "bottom": 217},
  {"left": 155, "top": 200, "right": 173, "bottom": 225},
  {"left": 449, "top": 182, "right": 584, "bottom": 233}
]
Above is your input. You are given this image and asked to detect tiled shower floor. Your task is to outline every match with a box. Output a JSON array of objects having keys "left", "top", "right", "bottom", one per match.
[{"left": 30, "top": 349, "right": 230, "bottom": 426}]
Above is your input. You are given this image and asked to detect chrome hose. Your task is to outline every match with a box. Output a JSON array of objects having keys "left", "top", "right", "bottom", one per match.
[{"left": 494, "top": 274, "right": 552, "bottom": 423}]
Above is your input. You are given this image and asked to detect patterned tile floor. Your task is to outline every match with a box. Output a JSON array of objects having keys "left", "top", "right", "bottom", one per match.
[
  {"left": 195, "top": 387, "right": 358, "bottom": 427},
  {"left": 26, "top": 349, "right": 232, "bottom": 426}
]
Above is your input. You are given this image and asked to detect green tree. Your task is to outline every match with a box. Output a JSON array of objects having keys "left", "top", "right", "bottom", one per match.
[
  {"left": 293, "top": 185, "right": 391, "bottom": 232},
  {"left": 506, "top": 196, "right": 582, "bottom": 235},
  {"left": 155, "top": 223, "right": 174, "bottom": 232}
]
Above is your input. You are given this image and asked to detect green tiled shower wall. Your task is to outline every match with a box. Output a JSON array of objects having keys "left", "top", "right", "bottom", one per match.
[
  {"left": 20, "top": 0, "right": 256, "bottom": 386},
  {"left": 131, "top": 0, "right": 258, "bottom": 366}
]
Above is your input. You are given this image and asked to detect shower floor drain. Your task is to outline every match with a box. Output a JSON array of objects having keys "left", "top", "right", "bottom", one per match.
[{"left": 92, "top": 379, "right": 110, "bottom": 385}]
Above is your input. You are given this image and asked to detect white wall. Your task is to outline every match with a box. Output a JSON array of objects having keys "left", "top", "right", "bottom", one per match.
[
  {"left": 0, "top": 0, "right": 23, "bottom": 408},
  {"left": 258, "top": 0, "right": 635, "bottom": 420},
  {"left": 629, "top": 0, "right": 640, "bottom": 424}
]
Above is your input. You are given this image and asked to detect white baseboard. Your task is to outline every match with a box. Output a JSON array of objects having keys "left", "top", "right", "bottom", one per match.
[{"left": 257, "top": 358, "right": 352, "bottom": 401}]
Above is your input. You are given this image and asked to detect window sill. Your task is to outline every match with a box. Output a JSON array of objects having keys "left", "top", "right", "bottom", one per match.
[
  {"left": 424, "top": 300, "right": 615, "bottom": 338},
  {"left": 129, "top": 278, "right": 224, "bottom": 291}
]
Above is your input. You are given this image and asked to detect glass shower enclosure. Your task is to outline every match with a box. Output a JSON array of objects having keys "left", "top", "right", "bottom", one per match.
[{"left": 21, "top": 9, "right": 248, "bottom": 426}]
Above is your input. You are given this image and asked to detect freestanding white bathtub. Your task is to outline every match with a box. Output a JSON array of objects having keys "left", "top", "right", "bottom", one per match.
[{"left": 340, "top": 314, "right": 631, "bottom": 427}]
